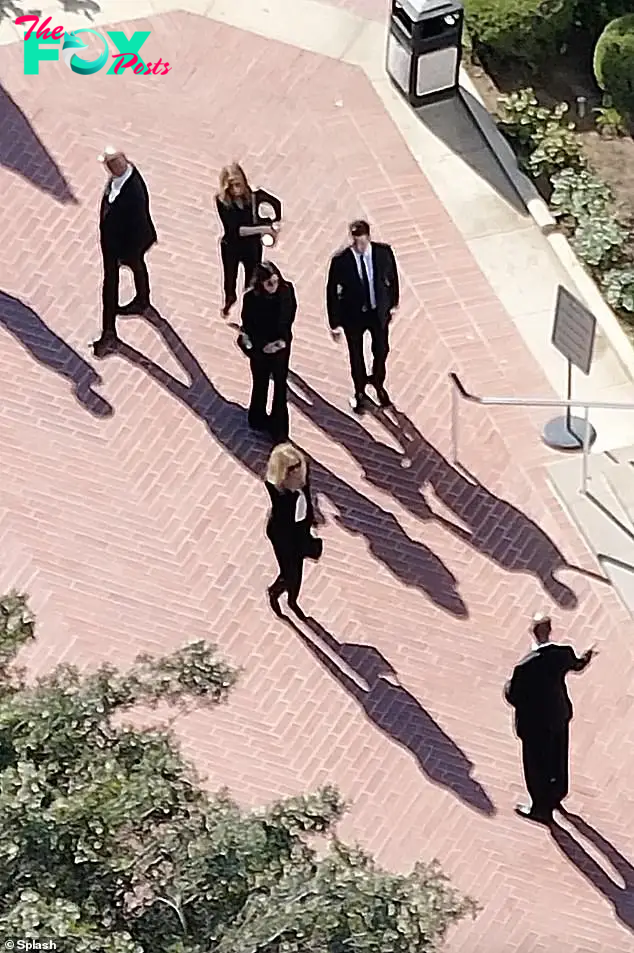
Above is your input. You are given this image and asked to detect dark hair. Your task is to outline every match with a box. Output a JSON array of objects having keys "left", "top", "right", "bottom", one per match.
[
  {"left": 349, "top": 219, "right": 370, "bottom": 238},
  {"left": 251, "top": 260, "right": 284, "bottom": 293}
]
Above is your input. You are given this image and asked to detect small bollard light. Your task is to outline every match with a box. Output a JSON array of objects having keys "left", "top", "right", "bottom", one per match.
[{"left": 576, "top": 96, "right": 587, "bottom": 119}]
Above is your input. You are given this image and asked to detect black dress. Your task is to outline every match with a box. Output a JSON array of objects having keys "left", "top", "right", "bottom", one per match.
[
  {"left": 241, "top": 282, "right": 297, "bottom": 441},
  {"left": 216, "top": 195, "right": 262, "bottom": 308},
  {"left": 266, "top": 476, "right": 315, "bottom": 603}
]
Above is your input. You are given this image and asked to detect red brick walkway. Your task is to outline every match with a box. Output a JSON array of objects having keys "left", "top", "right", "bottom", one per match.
[{"left": 1, "top": 12, "right": 633, "bottom": 952}]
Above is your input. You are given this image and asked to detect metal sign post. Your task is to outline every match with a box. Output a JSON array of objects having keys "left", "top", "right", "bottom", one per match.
[{"left": 543, "top": 286, "right": 598, "bottom": 451}]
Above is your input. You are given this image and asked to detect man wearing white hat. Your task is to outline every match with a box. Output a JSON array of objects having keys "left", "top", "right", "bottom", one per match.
[
  {"left": 93, "top": 148, "right": 157, "bottom": 357},
  {"left": 504, "top": 613, "right": 596, "bottom": 824}
]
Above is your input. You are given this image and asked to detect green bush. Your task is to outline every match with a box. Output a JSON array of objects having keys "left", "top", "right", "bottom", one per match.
[
  {"left": 466, "top": 0, "right": 576, "bottom": 67},
  {"left": 550, "top": 169, "right": 613, "bottom": 222},
  {"left": 593, "top": 15, "right": 634, "bottom": 119},
  {"left": 571, "top": 216, "right": 629, "bottom": 268},
  {"left": 497, "top": 89, "right": 586, "bottom": 179},
  {"left": 602, "top": 268, "right": 634, "bottom": 314}
]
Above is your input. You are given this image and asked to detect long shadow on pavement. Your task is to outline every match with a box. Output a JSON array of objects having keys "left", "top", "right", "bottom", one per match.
[
  {"left": 284, "top": 613, "right": 495, "bottom": 816},
  {"left": 114, "top": 310, "right": 467, "bottom": 616},
  {"left": 288, "top": 372, "right": 578, "bottom": 610},
  {"left": 551, "top": 812, "right": 634, "bottom": 934},
  {"left": 0, "top": 291, "right": 112, "bottom": 417},
  {"left": 0, "top": 84, "right": 77, "bottom": 204}
]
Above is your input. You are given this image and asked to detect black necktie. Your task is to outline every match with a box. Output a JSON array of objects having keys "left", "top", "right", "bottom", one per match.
[{"left": 359, "top": 255, "right": 372, "bottom": 310}]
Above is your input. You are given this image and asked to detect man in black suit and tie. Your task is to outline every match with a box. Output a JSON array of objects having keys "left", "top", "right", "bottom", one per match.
[
  {"left": 326, "top": 220, "right": 399, "bottom": 413},
  {"left": 93, "top": 147, "right": 157, "bottom": 357},
  {"left": 504, "top": 613, "right": 595, "bottom": 824}
]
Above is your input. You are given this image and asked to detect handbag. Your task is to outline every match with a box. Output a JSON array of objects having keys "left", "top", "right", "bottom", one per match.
[
  {"left": 301, "top": 533, "right": 323, "bottom": 562},
  {"left": 236, "top": 330, "right": 252, "bottom": 357}
]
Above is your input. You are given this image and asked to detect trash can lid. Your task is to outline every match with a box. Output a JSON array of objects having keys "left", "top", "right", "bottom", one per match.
[{"left": 396, "top": 0, "right": 461, "bottom": 21}]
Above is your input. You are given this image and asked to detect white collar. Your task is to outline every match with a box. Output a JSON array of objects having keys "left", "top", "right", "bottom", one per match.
[
  {"left": 532, "top": 641, "right": 557, "bottom": 651},
  {"left": 353, "top": 243, "right": 371, "bottom": 258}
]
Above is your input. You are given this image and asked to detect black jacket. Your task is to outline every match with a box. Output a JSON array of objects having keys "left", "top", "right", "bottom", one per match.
[
  {"left": 326, "top": 242, "right": 399, "bottom": 331},
  {"left": 265, "top": 475, "right": 315, "bottom": 552},
  {"left": 100, "top": 166, "right": 157, "bottom": 260},
  {"left": 504, "top": 643, "right": 589, "bottom": 738},
  {"left": 241, "top": 282, "right": 297, "bottom": 356}
]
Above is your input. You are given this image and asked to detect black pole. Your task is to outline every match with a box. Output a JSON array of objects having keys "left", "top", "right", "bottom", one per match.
[{"left": 565, "top": 359, "right": 573, "bottom": 433}]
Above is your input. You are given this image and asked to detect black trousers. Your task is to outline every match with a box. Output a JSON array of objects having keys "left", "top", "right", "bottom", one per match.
[
  {"left": 220, "top": 239, "right": 262, "bottom": 306},
  {"left": 249, "top": 351, "right": 289, "bottom": 441},
  {"left": 101, "top": 253, "right": 150, "bottom": 339},
  {"left": 268, "top": 533, "right": 305, "bottom": 603},
  {"left": 344, "top": 312, "right": 390, "bottom": 395},
  {"left": 521, "top": 723, "right": 570, "bottom": 814}
]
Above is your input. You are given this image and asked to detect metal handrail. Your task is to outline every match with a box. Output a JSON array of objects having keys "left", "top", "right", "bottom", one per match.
[{"left": 449, "top": 372, "right": 634, "bottom": 495}]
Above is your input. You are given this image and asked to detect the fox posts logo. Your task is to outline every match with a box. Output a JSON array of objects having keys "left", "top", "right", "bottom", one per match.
[{"left": 16, "top": 15, "right": 172, "bottom": 76}]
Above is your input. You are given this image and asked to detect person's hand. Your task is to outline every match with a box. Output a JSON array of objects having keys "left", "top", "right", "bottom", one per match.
[
  {"left": 584, "top": 644, "right": 598, "bottom": 661},
  {"left": 263, "top": 339, "right": 285, "bottom": 354}
]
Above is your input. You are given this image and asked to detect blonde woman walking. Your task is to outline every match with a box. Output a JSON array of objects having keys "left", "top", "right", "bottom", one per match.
[
  {"left": 264, "top": 443, "right": 322, "bottom": 618},
  {"left": 215, "top": 163, "right": 280, "bottom": 316}
]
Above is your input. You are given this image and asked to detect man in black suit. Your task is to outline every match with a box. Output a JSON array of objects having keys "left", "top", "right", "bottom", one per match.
[
  {"left": 93, "top": 147, "right": 157, "bottom": 357},
  {"left": 326, "top": 220, "right": 399, "bottom": 413},
  {"left": 504, "top": 613, "right": 595, "bottom": 824}
]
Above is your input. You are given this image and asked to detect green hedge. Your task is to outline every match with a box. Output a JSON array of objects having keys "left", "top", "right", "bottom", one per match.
[
  {"left": 465, "top": 0, "right": 576, "bottom": 66},
  {"left": 594, "top": 15, "right": 634, "bottom": 120}
]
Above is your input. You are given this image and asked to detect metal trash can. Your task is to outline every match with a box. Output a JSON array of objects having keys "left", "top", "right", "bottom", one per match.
[{"left": 386, "top": 0, "right": 464, "bottom": 107}]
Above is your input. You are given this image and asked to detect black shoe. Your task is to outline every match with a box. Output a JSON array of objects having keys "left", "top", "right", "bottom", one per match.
[
  {"left": 515, "top": 803, "right": 553, "bottom": 825},
  {"left": 118, "top": 298, "right": 149, "bottom": 316},
  {"left": 267, "top": 587, "right": 283, "bottom": 617},
  {"left": 221, "top": 296, "right": 237, "bottom": 317},
  {"left": 93, "top": 335, "right": 119, "bottom": 358},
  {"left": 349, "top": 392, "right": 369, "bottom": 414},
  {"left": 374, "top": 385, "right": 392, "bottom": 407},
  {"left": 288, "top": 600, "right": 306, "bottom": 621}
]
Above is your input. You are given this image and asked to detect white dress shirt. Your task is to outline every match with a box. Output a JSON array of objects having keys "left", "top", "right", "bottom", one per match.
[
  {"left": 353, "top": 244, "right": 376, "bottom": 310},
  {"left": 108, "top": 164, "right": 133, "bottom": 203},
  {"left": 295, "top": 490, "right": 307, "bottom": 522}
]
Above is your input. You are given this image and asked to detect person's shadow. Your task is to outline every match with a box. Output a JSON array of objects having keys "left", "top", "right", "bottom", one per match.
[
  {"left": 113, "top": 310, "right": 467, "bottom": 616},
  {"left": 0, "top": 291, "right": 112, "bottom": 417},
  {"left": 284, "top": 613, "right": 495, "bottom": 816},
  {"left": 288, "top": 373, "right": 579, "bottom": 609},
  {"left": 0, "top": 84, "right": 77, "bottom": 205},
  {"left": 551, "top": 811, "right": 634, "bottom": 933}
]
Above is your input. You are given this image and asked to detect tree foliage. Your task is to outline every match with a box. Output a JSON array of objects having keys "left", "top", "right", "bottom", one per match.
[
  {"left": 0, "top": 592, "right": 477, "bottom": 952},
  {"left": 465, "top": 0, "right": 576, "bottom": 68}
]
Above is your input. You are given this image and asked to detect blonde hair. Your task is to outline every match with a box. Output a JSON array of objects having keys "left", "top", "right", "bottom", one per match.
[
  {"left": 218, "top": 163, "right": 251, "bottom": 205},
  {"left": 265, "top": 443, "right": 307, "bottom": 489}
]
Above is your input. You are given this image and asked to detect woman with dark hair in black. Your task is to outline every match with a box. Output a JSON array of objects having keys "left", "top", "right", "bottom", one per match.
[{"left": 239, "top": 261, "right": 297, "bottom": 442}]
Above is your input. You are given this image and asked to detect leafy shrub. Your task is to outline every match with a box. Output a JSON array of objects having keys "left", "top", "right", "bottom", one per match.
[
  {"left": 571, "top": 216, "right": 629, "bottom": 268},
  {"left": 466, "top": 0, "right": 576, "bottom": 67},
  {"left": 0, "top": 593, "right": 477, "bottom": 951},
  {"left": 602, "top": 268, "right": 634, "bottom": 313},
  {"left": 497, "top": 89, "right": 586, "bottom": 178},
  {"left": 593, "top": 104, "right": 629, "bottom": 136},
  {"left": 593, "top": 15, "right": 634, "bottom": 120},
  {"left": 550, "top": 169, "right": 613, "bottom": 222}
]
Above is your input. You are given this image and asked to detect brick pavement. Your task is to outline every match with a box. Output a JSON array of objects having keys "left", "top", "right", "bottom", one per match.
[{"left": 0, "top": 11, "right": 633, "bottom": 952}]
